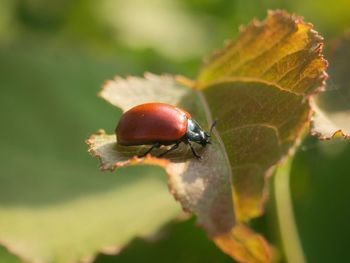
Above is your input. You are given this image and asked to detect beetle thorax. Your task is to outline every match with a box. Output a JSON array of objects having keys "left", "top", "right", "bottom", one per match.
[{"left": 186, "top": 119, "right": 210, "bottom": 146}]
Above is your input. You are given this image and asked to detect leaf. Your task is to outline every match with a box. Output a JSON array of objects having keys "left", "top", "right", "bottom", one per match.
[
  {"left": 99, "top": 73, "right": 190, "bottom": 112},
  {"left": 198, "top": 80, "right": 309, "bottom": 221},
  {"left": 88, "top": 74, "right": 236, "bottom": 237},
  {"left": 0, "top": 246, "right": 22, "bottom": 263},
  {"left": 0, "top": 169, "right": 180, "bottom": 263},
  {"left": 290, "top": 136, "right": 350, "bottom": 262},
  {"left": 87, "top": 10, "right": 327, "bottom": 263},
  {"left": 198, "top": 10, "right": 327, "bottom": 96},
  {"left": 95, "top": 218, "right": 236, "bottom": 263},
  {"left": 311, "top": 32, "right": 350, "bottom": 139},
  {"left": 195, "top": 11, "right": 327, "bottom": 261},
  {"left": 197, "top": 9, "right": 327, "bottom": 220},
  {"left": 0, "top": 47, "right": 181, "bottom": 263},
  {"left": 214, "top": 224, "right": 272, "bottom": 263}
]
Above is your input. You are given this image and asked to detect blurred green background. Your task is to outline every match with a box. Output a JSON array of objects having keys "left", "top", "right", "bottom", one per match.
[{"left": 1, "top": 0, "right": 350, "bottom": 262}]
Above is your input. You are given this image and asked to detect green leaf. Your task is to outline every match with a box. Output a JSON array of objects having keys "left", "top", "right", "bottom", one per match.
[
  {"left": 88, "top": 10, "right": 327, "bottom": 263},
  {"left": 0, "top": 47, "right": 181, "bottom": 263},
  {"left": 290, "top": 136, "right": 350, "bottom": 262},
  {"left": 94, "top": 218, "right": 234, "bottom": 263},
  {"left": 0, "top": 172, "right": 180, "bottom": 262}
]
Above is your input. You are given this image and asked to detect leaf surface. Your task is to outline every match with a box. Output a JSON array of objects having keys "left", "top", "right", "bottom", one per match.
[
  {"left": 197, "top": 10, "right": 327, "bottom": 221},
  {"left": 198, "top": 10, "right": 326, "bottom": 96},
  {"left": 88, "top": 74, "right": 236, "bottom": 237},
  {"left": 100, "top": 73, "right": 189, "bottom": 112},
  {"left": 88, "top": 10, "right": 328, "bottom": 263},
  {"left": 214, "top": 224, "right": 272, "bottom": 263}
]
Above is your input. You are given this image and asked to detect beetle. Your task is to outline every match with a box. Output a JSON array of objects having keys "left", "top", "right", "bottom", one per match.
[{"left": 115, "top": 102, "right": 216, "bottom": 159}]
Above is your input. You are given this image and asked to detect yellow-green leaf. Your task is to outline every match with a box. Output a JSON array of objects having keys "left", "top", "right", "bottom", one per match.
[{"left": 198, "top": 10, "right": 326, "bottom": 96}]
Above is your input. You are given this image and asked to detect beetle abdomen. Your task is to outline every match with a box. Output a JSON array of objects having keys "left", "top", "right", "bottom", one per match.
[{"left": 116, "top": 103, "right": 191, "bottom": 146}]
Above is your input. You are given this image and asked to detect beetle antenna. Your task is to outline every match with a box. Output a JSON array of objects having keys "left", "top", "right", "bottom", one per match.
[{"left": 209, "top": 119, "right": 217, "bottom": 136}]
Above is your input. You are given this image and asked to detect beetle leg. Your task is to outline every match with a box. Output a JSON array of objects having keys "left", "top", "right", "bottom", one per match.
[
  {"left": 138, "top": 142, "right": 161, "bottom": 158},
  {"left": 186, "top": 140, "right": 201, "bottom": 160},
  {"left": 157, "top": 142, "right": 180, "bottom": 158}
]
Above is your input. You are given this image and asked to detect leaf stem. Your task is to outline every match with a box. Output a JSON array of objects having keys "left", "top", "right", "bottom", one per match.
[{"left": 274, "top": 158, "right": 306, "bottom": 263}]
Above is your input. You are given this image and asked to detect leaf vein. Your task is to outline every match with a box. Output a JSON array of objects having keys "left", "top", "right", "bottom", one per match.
[
  {"left": 221, "top": 123, "right": 282, "bottom": 146},
  {"left": 226, "top": 26, "right": 297, "bottom": 76}
]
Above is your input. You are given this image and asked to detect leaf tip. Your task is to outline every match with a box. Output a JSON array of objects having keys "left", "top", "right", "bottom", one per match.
[
  {"left": 98, "top": 80, "right": 111, "bottom": 98},
  {"left": 214, "top": 224, "right": 273, "bottom": 263}
]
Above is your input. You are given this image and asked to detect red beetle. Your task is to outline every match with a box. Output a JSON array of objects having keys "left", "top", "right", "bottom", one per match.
[{"left": 116, "top": 103, "right": 216, "bottom": 159}]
